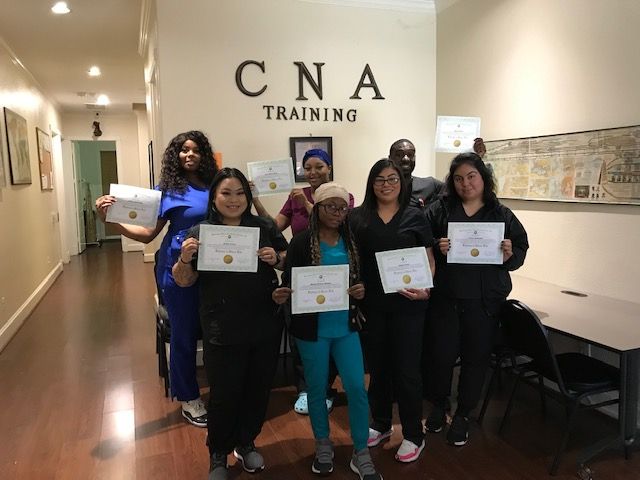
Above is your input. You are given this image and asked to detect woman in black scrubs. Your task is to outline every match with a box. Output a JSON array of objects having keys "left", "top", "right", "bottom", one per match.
[
  {"left": 350, "top": 159, "right": 435, "bottom": 464},
  {"left": 425, "top": 152, "right": 528, "bottom": 447}
]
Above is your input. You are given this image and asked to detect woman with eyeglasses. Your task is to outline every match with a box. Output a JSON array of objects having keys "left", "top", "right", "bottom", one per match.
[
  {"left": 349, "top": 159, "right": 436, "bottom": 464},
  {"left": 424, "top": 152, "right": 528, "bottom": 447},
  {"left": 252, "top": 149, "right": 354, "bottom": 415},
  {"left": 273, "top": 182, "right": 382, "bottom": 479}
]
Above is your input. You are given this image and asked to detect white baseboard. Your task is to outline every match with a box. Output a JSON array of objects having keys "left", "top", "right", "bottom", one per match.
[
  {"left": 122, "top": 241, "right": 144, "bottom": 253},
  {"left": 143, "top": 252, "right": 155, "bottom": 263},
  {"left": 0, "top": 262, "right": 64, "bottom": 352}
]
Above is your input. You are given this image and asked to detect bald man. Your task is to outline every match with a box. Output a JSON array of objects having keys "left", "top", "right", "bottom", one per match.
[{"left": 389, "top": 139, "right": 444, "bottom": 209}]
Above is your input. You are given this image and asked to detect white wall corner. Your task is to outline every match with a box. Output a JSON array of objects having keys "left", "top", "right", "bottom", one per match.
[{"left": 0, "top": 262, "right": 64, "bottom": 353}]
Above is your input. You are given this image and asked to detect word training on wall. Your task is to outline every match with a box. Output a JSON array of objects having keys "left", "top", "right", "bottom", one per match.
[{"left": 235, "top": 61, "right": 385, "bottom": 123}]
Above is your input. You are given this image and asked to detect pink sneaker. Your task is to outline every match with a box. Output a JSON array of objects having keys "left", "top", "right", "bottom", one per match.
[
  {"left": 395, "top": 439, "right": 425, "bottom": 463},
  {"left": 367, "top": 427, "right": 393, "bottom": 447}
]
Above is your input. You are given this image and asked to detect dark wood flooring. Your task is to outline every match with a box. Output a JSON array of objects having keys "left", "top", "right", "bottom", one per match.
[{"left": 0, "top": 242, "right": 638, "bottom": 479}]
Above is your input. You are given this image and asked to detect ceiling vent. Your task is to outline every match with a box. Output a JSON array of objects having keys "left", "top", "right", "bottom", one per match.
[{"left": 85, "top": 103, "right": 106, "bottom": 111}]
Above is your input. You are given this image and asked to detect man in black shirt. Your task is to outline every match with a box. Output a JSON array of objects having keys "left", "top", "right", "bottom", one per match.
[{"left": 389, "top": 139, "right": 444, "bottom": 209}]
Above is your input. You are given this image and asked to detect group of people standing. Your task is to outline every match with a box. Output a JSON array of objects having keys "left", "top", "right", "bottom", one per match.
[{"left": 95, "top": 132, "right": 528, "bottom": 480}]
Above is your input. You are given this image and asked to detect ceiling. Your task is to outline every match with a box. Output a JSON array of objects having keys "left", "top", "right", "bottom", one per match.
[
  {"left": 0, "top": 0, "right": 458, "bottom": 115},
  {"left": 0, "top": 0, "right": 145, "bottom": 113}
]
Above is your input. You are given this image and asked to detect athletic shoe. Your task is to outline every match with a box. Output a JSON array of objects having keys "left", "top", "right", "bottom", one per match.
[
  {"left": 233, "top": 443, "right": 265, "bottom": 473},
  {"left": 350, "top": 447, "right": 383, "bottom": 480},
  {"left": 367, "top": 427, "right": 393, "bottom": 447},
  {"left": 208, "top": 452, "right": 228, "bottom": 480},
  {"left": 425, "top": 405, "right": 447, "bottom": 433},
  {"left": 294, "top": 392, "right": 309, "bottom": 415},
  {"left": 311, "top": 438, "right": 334, "bottom": 475},
  {"left": 394, "top": 438, "right": 425, "bottom": 463},
  {"left": 326, "top": 395, "right": 335, "bottom": 413},
  {"left": 181, "top": 398, "right": 207, "bottom": 428},
  {"left": 446, "top": 415, "right": 469, "bottom": 446}
]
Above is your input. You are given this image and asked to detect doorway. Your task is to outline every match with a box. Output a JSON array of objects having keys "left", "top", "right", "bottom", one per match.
[{"left": 72, "top": 140, "right": 118, "bottom": 253}]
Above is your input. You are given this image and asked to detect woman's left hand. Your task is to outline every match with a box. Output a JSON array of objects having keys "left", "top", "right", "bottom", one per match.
[
  {"left": 501, "top": 239, "right": 513, "bottom": 262},
  {"left": 347, "top": 283, "right": 365, "bottom": 300},
  {"left": 398, "top": 287, "right": 430, "bottom": 301},
  {"left": 258, "top": 247, "right": 278, "bottom": 266}
]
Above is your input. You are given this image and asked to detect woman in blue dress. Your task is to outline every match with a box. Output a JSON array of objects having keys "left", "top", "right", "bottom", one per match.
[{"left": 96, "top": 130, "right": 218, "bottom": 427}]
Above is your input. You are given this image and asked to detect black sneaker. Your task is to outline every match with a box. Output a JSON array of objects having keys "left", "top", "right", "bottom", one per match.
[
  {"left": 426, "top": 405, "right": 447, "bottom": 433},
  {"left": 233, "top": 443, "right": 265, "bottom": 473},
  {"left": 181, "top": 398, "right": 208, "bottom": 428},
  {"left": 209, "top": 452, "right": 228, "bottom": 480},
  {"left": 311, "top": 438, "right": 334, "bottom": 475},
  {"left": 446, "top": 414, "right": 469, "bottom": 446}
]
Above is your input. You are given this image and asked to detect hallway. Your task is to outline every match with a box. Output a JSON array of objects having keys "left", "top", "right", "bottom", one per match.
[{"left": 1, "top": 243, "right": 639, "bottom": 480}]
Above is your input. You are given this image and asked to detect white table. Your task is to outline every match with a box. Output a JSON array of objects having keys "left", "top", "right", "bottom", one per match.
[{"left": 509, "top": 275, "right": 640, "bottom": 465}]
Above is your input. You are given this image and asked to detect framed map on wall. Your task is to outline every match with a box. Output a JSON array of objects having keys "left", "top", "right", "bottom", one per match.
[{"left": 484, "top": 125, "right": 640, "bottom": 205}]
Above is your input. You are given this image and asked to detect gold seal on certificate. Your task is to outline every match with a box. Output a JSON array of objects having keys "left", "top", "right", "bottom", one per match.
[
  {"left": 291, "top": 265, "right": 350, "bottom": 314},
  {"left": 453, "top": 139, "right": 461, "bottom": 147},
  {"left": 128, "top": 211, "right": 137, "bottom": 219},
  {"left": 447, "top": 222, "right": 505, "bottom": 264},
  {"left": 247, "top": 158, "right": 295, "bottom": 197},
  {"left": 375, "top": 247, "right": 433, "bottom": 294},
  {"left": 196, "top": 225, "right": 260, "bottom": 272}
]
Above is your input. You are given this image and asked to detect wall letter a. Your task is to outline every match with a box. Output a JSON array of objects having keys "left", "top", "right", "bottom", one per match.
[{"left": 350, "top": 64, "right": 385, "bottom": 100}]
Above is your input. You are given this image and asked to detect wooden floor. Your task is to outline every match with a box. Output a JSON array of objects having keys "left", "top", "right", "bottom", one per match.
[{"left": 1, "top": 242, "right": 638, "bottom": 480}]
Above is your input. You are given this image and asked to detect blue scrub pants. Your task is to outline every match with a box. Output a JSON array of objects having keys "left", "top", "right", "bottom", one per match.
[
  {"left": 296, "top": 332, "right": 369, "bottom": 450},
  {"left": 161, "top": 271, "right": 201, "bottom": 402}
]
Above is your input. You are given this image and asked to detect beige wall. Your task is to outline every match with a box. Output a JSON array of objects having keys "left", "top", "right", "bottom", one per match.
[
  {"left": 149, "top": 0, "right": 437, "bottom": 217},
  {"left": 436, "top": 0, "right": 640, "bottom": 302},
  {"left": 0, "top": 38, "right": 63, "bottom": 349}
]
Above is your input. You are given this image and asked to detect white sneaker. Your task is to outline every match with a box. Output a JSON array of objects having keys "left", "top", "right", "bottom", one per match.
[
  {"left": 182, "top": 398, "right": 207, "bottom": 427},
  {"left": 367, "top": 427, "right": 393, "bottom": 447},
  {"left": 394, "top": 438, "right": 425, "bottom": 463}
]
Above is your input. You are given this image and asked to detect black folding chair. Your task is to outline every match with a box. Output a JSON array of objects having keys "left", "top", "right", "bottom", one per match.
[{"left": 498, "top": 299, "right": 619, "bottom": 475}]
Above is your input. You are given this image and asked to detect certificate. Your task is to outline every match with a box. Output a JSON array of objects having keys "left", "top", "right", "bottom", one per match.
[
  {"left": 105, "top": 183, "right": 162, "bottom": 228},
  {"left": 447, "top": 222, "right": 505, "bottom": 264},
  {"left": 375, "top": 247, "right": 433, "bottom": 294},
  {"left": 196, "top": 224, "right": 260, "bottom": 272},
  {"left": 247, "top": 158, "right": 295, "bottom": 196},
  {"left": 291, "top": 265, "right": 349, "bottom": 314},
  {"left": 434, "top": 116, "right": 481, "bottom": 153}
]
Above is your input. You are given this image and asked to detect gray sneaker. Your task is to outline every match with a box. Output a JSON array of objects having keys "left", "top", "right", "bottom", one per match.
[
  {"left": 208, "top": 453, "right": 228, "bottom": 480},
  {"left": 233, "top": 443, "right": 265, "bottom": 473},
  {"left": 350, "top": 447, "right": 383, "bottom": 480},
  {"left": 312, "top": 438, "right": 334, "bottom": 475}
]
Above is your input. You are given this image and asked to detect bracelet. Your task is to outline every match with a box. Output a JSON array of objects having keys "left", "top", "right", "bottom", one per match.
[
  {"left": 274, "top": 251, "right": 282, "bottom": 264},
  {"left": 179, "top": 257, "right": 190, "bottom": 264}
]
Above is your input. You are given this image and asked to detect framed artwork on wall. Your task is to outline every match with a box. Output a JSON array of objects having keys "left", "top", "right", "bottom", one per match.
[
  {"left": 289, "top": 136, "right": 333, "bottom": 183},
  {"left": 0, "top": 114, "right": 6, "bottom": 187},
  {"left": 36, "top": 127, "right": 53, "bottom": 190},
  {"left": 4, "top": 107, "right": 32, "bottom": 185}
]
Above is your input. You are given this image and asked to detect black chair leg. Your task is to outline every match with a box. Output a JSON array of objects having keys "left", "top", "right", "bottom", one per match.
[
  {"left": 478, "top": 361, "right": 500, "bottom": 425},
  {"left": 538, "top": 374, "right": 547, "bottom": 417},
  {"left": 499, "top": 371, "right": 523, "bottom": 434},
  {"left": 549, "top": 401, "right": 579, "bottom": 475}
]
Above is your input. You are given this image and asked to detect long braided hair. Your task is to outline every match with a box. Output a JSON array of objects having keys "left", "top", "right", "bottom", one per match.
[{"left": 308, "top": 206, "right": 360, "bottom": 284}]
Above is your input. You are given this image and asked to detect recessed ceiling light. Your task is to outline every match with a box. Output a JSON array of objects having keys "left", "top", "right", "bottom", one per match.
[
  {"left": 96, "top": 94, "right": 110, "bottom": 106},
  {"left": 51, "top": 2, "right": 71, "bottom": 14},
  {"left": 88, "top": 66, "right": 101, "bottom": 77}
]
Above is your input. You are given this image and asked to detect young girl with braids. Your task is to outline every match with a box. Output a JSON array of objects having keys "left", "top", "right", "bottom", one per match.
[{"left": 273, "top": 182, "right": 382, "bottom": 479}]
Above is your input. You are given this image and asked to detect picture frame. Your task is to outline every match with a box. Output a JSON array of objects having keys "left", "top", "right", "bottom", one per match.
[
  {"left": 36, "top": 127, "right": 53, "bottom": 190},
  {"left": 4, "top": 107, "right": 32, "bottom": 185},
  {"left": 289, "top": 136, "right": 333, "bottom": 183},
  {"left": 0, "top": 112, "right": 6, "bottom": 187}
]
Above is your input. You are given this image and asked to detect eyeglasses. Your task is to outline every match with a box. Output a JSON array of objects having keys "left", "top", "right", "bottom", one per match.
[
  {"left": 373, "top": 176, "right": 400, "bottom": 186},
  {"left": 319, "top": 204, "right": 349, "bottom": 215}
]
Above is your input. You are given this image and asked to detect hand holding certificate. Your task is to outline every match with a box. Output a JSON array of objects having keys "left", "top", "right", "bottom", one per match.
[
  {"left": 447, "top": 222, "right": 504, "bottom": 264},
  {"left": 196, "top": 224, "right": 260, "bottom": 272},
  {"left": 291, "top": 265, "right": 349, "bottom": 314},
  {"left": 105, "top": 184, "right": 162, "bottom": 228},
  {"left": 375, "top": 247, "right": 433, "bottom": 294},
  {"left": 247, "top": 158, "right": 295, "bottom": 196}
]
